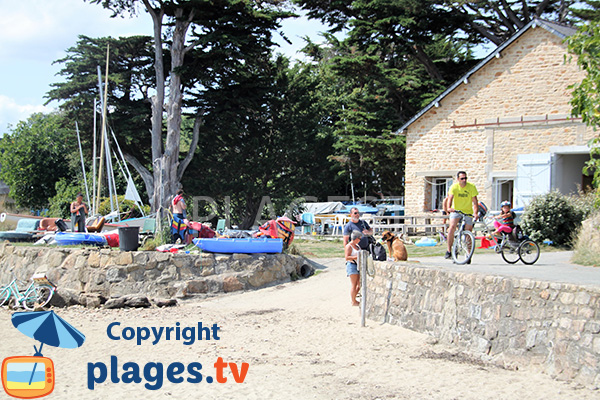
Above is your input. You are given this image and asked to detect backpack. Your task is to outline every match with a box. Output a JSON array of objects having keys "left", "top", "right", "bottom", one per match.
[
  {"left": 370, "top": 242, "right": 387, "bottom": 261},
  {"left": 511, "top": 225, "right": 524, "bottom": 241},
  {"left": 366, "top": 236, "right": 386, "bottom": 261}
]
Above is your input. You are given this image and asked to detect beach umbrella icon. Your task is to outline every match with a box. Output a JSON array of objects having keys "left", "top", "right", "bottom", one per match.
[
  {"left": 12, "top": 311, "right": 86, "bottom": 355},
  {"left": 10, "top": 311, "right": 86, "bottom": 387}
]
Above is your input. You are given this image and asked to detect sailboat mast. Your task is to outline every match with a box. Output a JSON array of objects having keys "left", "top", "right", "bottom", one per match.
[
  {"left": 75, "top": 122, "right": 91, "bottom": 208},
  {"left": 92, "top": 98, "right": 97, "bottom": 216},
  {"left": 95, "top": 45, "right": 110, "bottom": 214}
]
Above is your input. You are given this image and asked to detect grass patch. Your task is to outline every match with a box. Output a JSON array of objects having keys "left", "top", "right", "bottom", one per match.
[{"left": 292, "top": 237, "right": 559, "bottom": 259}]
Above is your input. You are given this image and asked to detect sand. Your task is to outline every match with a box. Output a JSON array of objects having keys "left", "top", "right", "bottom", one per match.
[{"left": 0, "top": 257, "right": 597, "bottom": 400}]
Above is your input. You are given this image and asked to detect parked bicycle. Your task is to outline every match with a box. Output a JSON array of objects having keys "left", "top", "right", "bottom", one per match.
[
  {"left": 480, "top": 217, "right": 540, "bottom": 265},
  {"left": 0, "top": 271, "right": 56, "bottom": 310},
  {"left": 451, "top": 211, "right": 475, "bottom": 265}
]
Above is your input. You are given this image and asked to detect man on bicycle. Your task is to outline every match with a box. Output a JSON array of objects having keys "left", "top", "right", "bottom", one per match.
[{"left": 444, "top": 171, "right": 479, "bottom": 261}]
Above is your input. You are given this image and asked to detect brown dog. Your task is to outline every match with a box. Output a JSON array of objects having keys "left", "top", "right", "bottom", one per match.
[{"left": 381, "top": 230, "right": 408, "bottom": 261}]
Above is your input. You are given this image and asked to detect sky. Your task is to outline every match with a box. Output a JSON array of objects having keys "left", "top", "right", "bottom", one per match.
[{"left": 0, "top": 0, "right": 331, "bottom": 134}]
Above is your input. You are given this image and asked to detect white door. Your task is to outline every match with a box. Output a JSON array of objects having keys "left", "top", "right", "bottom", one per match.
[{"left": 515, "top": 153, "right": 552, "bottom": 208}]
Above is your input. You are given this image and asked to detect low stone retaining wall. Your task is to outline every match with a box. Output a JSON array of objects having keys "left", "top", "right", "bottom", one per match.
[
  {"left": 366, "top": 260, "right": 600, "bottom": 386},
  {"left": 0, "top": 243, "right": 311, "bottom": 308}
]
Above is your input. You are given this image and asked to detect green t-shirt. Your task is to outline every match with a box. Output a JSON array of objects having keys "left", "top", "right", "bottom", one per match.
[{"left": 449, "top": 182, "right": 479, "bottom": 214}]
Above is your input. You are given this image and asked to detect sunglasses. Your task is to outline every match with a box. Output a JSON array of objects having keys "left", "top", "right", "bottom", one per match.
[
  {"left": 352, "top": 212, "right": 359, "bottom": 215},
  {"left": 459, "top": 177, "right": 467, "bottom": 181}
]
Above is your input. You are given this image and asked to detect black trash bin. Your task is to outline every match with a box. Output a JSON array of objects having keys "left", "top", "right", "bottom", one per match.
[{"left": 119, "top": 226, "right": 140, "bottom": 251}]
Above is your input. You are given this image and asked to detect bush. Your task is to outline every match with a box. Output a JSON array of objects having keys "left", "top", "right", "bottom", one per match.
[
  {"left": 572, "top": 211, "right": 600, "bottom": 266},
  {"left": 520, "top": 190, "right": 589, "bottom": 247}
]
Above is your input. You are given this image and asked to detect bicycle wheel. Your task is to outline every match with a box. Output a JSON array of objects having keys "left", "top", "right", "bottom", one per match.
[
  {"left": 22, "top": 285, "right": 55, "bottom": 311},
  {"left": 518, "top": 240, "right": 540, "bottom": 265},
  {"left": 452, "top": 230, "right": 475, "bottom": 265},
  {"left": 0, "top": 288, "right": 11, "bottom": 307},
  {"left": 501, "top": 242, "right": 520, "bottom": 264}
]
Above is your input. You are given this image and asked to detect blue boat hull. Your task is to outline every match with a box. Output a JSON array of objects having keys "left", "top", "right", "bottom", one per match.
[
  {"left": 55, "top": 232, "right": 107, "bottom": 246},
  {"left": 193, "top": 238, "right": 283, "bottom": 254}
]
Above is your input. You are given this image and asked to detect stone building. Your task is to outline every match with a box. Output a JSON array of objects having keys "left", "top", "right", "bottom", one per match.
[{"left": 396, "top": 18, "right": 596, "bottom": 215}]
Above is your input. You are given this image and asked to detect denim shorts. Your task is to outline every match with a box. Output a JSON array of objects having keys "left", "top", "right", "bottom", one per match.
[
  {"left": 346, "top": 261, "right": 358, "bottom": 276},
  {"left": 450, "top": 212, "right": 473, "bottom": 226}
]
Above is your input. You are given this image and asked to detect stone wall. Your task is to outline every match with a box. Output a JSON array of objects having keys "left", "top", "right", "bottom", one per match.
[
  {"left": 403, "top": 25, "right": 595, "bottom": 215},
  {"left": 0, "top": 243, "right": 312, "bottom": 308},
  {"left": 366, "top": 260, "right": 600, "bottom": 386}
]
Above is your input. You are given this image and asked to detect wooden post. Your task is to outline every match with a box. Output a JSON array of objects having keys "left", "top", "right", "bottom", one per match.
[{"left": 358, "top": 250, "right": 369, "bottom": 327}]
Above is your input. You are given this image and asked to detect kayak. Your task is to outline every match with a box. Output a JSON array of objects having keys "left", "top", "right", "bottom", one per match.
[
  {"left": 193, "top": 238, "right": 283, "bottom": 254},
  {"left": 54, "top": 232, "right": 108, "bottom": 246}
]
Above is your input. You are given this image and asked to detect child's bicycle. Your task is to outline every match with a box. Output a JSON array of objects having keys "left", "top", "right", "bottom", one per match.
[
  {"left": 479, "top": 217, "right": 540, "bottom": 265},
  {"left": 0, "top": 270, "right": 56, "bottom": 310}
]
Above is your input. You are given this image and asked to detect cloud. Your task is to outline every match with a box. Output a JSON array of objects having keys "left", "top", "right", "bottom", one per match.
[
  {"left": 0, "top": 95, "right": 54, "bottom": 135},
  {"left": 0, "top": 0, "right": 148, "bottom": 60}
]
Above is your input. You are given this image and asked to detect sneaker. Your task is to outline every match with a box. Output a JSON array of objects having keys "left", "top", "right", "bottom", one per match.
[{"left": 444, "top": 251, "right": 451, "bottom": 259}]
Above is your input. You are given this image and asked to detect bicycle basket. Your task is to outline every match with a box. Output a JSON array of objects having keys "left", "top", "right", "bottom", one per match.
[{"left": 31, "top": 273, "right": 54, "bottom": 286}]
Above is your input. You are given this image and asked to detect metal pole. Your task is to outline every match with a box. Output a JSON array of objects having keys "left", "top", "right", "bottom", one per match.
[
  {"left": 358, "top": 250, "right": 368, "bottom": 327},
  {"left": 75, "top": 122, "right": 91, "bottom": 208}
]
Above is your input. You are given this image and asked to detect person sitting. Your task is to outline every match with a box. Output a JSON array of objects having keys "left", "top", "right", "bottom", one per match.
[{"left": 490, "top": 200, "right": 515, "bottom": 238}]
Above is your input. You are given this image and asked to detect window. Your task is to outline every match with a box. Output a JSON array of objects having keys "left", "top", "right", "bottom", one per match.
[
  {"left": 493, "top": 178, "right": 514, "bottom": 210},
  {"left": 430, "top": 177, "right": 453, "bottom": 211}
]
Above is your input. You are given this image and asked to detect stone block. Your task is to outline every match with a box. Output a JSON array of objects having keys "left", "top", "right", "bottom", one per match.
[
  {"left": 186, "top": 280, "right": 208, "bottom": 294},
  {"left": 133, "top": 252, "right": 149, "bottom": 264},
  {"left": 195, "top": 255, "right": 214, "bottom": 268},
  {"left": 215, "top": 255, "right": 230, "bottom": 263},
  {"left": 88, "top": 251, "right": 101, "bottom": 267},
  {"left": 223, "top": 275, "right": 244, "bottom": 292},
  {"left": 157, "top": 265, "right": 178, "bottom": 284},
  {"left": 106, "top": 266, "right": 127, "bottom": 283},
  {"left": 116, "top": 252, "right": 134, "bottom": 266}
]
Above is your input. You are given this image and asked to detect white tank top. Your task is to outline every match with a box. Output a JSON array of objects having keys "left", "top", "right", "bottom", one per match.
[{"left": 350, "top": 244, "right": 360, "bottom": 258}]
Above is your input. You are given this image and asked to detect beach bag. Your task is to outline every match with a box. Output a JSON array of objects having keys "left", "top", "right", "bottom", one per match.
[{"left": 370, "top": 242, "right": 387, "bottom": 261}]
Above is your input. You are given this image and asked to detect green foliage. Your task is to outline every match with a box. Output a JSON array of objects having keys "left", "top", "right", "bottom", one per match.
[
  {"left": 520, "top": 191, "right": 591, "bottom": 246},
  {"left": 97, "top": 195, "right": 150, "bottom": 219},
  {"left": 185, "top": 55, "right": 343, "bottom": 229},
  {"left": 566, "top": 21, "right": 600, "bottom": 187},
  {"left": 46, "top": 35, "right": 154, "bottom": 197},
  {"left": 0, "top": 113, "right": 75, "bottom": 210}
]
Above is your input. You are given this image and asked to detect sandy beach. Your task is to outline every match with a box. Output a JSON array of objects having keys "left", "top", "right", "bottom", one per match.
[{"left": 0, "top": 257, "right": 597, "bottom": 400}]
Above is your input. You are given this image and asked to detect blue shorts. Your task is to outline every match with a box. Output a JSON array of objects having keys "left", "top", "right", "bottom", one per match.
[{"left": 346, "top": 261, "right": 358, "bottom": 276}]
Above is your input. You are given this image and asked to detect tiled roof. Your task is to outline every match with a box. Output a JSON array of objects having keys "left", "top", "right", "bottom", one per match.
[{"left": 394, "top": 18, "right": 577, "bottom": 134}]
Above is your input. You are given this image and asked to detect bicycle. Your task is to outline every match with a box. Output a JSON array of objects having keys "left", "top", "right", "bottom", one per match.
[
  {"left": 450, "top": 211, "right": 475, "bottom": 265},
  {"left": 479, "top": 217, "right": 540, "bottom": 265},
  {"left": 0, "top": 271, "right": 56, "bottom": 311}
]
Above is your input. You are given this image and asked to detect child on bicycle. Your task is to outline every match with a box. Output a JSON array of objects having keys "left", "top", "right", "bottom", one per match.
[{"left": 489, "top": 200, "right": 515, "bottom": 238}]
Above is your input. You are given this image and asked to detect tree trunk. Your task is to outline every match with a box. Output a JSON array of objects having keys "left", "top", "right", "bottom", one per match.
[
  {"left": 142, "top": 0, "right": 166, "bottom": 211},
  {"left": 152, "top": 7, "right": 193, "bottom": 212}
]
